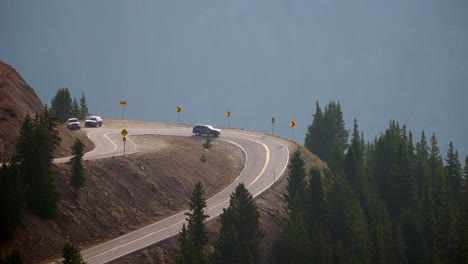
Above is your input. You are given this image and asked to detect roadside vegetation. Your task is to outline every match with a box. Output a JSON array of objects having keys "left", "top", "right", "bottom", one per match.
[
  {"left": 51, "top": 87, "right": 89, "bottom": 122},
  {"left": 271, "top": 101, "right": 468, "bottom": 264}
]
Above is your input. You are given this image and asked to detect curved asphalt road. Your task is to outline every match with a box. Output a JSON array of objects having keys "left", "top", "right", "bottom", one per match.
[{"left": 55, "top": 123, "right": 291, "bottom": 264}]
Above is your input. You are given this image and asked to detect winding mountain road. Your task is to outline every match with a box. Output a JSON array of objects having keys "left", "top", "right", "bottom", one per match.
[{"left": 55, "top": 121, "right": 292, "bottom": 264}]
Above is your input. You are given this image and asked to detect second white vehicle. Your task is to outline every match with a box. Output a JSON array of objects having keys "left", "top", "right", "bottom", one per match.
[{"left": 85, "top": 116, "right": 103, "bottom": 127}]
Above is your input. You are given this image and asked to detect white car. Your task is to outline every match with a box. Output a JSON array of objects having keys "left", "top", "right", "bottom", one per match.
[
  {"left": 66, "top": 118, "right": 81, "bottom": 130},
  {"left": 85, "top": 116, "right": 103, "bottom": 127}
]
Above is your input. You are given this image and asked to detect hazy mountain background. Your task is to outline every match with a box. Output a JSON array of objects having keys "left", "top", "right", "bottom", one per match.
[{"left": 1, "top": 0, "right": 467, "bottom": 159}]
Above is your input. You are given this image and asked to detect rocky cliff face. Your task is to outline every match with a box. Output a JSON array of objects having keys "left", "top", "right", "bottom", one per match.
[{"left": 0, "top": 60, "right": 44, "bottom": 160}]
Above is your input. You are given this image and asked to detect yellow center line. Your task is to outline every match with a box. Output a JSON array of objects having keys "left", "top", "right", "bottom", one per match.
[
  {"left": 85, "top": 219, "right": 185, "bottom": 261},
  {"left": 247, "top": 140, "right": 270, "bottom": 188},
  {"left": 104, "top": 132, "right": 118, "bottom": 151}
]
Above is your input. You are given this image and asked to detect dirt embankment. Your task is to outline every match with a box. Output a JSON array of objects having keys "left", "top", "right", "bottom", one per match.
[
  {"left": 0, "top": 60, "right": 44, "bottom": 160},
  {"left": 0, "top": 134, "right": 244, "bottom": 263}
]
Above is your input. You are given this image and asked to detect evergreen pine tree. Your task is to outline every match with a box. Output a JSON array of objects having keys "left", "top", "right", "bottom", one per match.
[
  {"left": 50, "top": 87, "right": 72, "bottom": 122},
  {"left": 62, "top": 241, "right": 86, "bottom": 264},
  {"left": 391, "top": 220, "right": 408, "bottom": 264},
  {"left": 304, "top": 101, "right": 323, "bottom": 157},
  {"left": 309, "top": 222, "right": 332, "bottom": 264},
  {"left": 0, "top": 162, "right": 23, "bottom": 239},
  {"left": 271, "top": 212, "right": 311, "bottom": 264},
  {"left": 79, "top": 93, "right": 89, "bottom": 120},
  {"left": 14, "top": 110, "right": 61, "bottom": 219},
  {"left": 176, "top": 223, "right": 191, "bottom": 264},
  {"left": 413, "top": 131, "right": 436, "bottom": 263},
  {"left": 213, "top": 183, "right": 263, "bottom": 264},
  {"left": 455, "top": 156, "right": 468, "bottom": 263},
  {"left": 307, "top": 166, "right": 327, "bottom": 236},
  {"left": 184, "top": 182, "right": 209, "bottom": 264},
  {"left": 400, "top": 210, "right": 428, "bottom": 264},
  {"left": 304, "top": 100, "right": 349, "bottom": 161},
  {"left": 326, "top": 172, "right": 369, "bottom": 263},
  {"left": 430, "top": 134, "right": 455, "bottom": 262},
  {"left": 328, "top": 137, "right": 345, "bottom": 174},
  {"left": 445, "top": 142, "right": 463, "bottom": 204},
  {"left": 70, "top": 139, "right": 85, "bottom": 191},
  {"left": 285, "top": 150, "right": 307, "bottom": 214},
  {"left": 70, "top": 98, "right": 79, "bottom": 118},
  {"left": 396, "top": 141, "right": 419, "bottom": 215},
  {"left": 212, "top": 209, "right": 237, "bottom": 264}
]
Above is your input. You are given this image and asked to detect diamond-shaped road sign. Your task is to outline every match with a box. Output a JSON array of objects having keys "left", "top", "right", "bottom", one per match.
[{"left": 121, "top": 129, "right": 128, "bottom": 137}]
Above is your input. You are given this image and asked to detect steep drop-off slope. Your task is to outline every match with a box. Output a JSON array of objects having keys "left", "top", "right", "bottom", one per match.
[{"left": 0, "top": 61, "right": 44, "bottom": 160}]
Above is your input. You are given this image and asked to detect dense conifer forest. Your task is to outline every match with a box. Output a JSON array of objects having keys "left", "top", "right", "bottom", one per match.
[{"left": 275, "top": 101, "right": 467, "bottom": 264}]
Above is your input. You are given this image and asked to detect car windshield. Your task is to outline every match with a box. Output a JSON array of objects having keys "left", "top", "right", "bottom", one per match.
[{"left": 90, "top": 117, "right": 97, "bottom": 121}]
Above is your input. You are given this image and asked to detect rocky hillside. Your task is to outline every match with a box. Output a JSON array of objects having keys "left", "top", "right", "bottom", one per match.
[{"left": 0, "top": 60, "right": 44, "bottom": 160}]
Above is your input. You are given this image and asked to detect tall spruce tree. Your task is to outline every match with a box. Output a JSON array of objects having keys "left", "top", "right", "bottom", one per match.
[
  {"left": 456, "top": 156, "right": 468, "bottom": 263},
  {"left": 400, "top": 210, "right": 428, "bottom": 264},
  {"left": 184, "top": 182, "right": 209, "bottom": 264},
  {"left": 78, "top": 93, "right": 89, "bottom": 120},
  {"left": 62, "top": 241, "right": 86, "bottom": 264},
  {"left": 285, "top": 150, "right": 307, "bottom": 215},
  {"left": 304, "top": 101, "right": 324, "bottom": 157},
  {"left": 271, "top": 212, "right": 311, "bottom": 264},
  {"left": 430, "top": 134, "right": 455, "bottom": 262},
  {"left": 416, "top": 132, "right": 435, "bottom": 263},
  {"left": 305, "top": 101, "right": 349, "bottom": 161},
  {"left": 307, "top": 166, "right": 327, "bottom": 235},
  {"left": 70, "top": 139, "right": 86, "bottom": 191},
  {"left": 344, "top": 120, "right": 373, "bottom": 222},
  {"left": 51, "top": 87, "right": 72, "bottom": 122},
  {"left": 326, "top": 172, "right": 369, "bottom": 263},
  {"left": 445, "top": 142, "right": 463, "bottom": 204},
  {"left": 213, "top": 183, "right": 263, "bottom": 264},
  {"left": 13, "top": 109, "right": 61, "bottom": 219},
  {"left": 0, "top": 162, "right": 23, "bottom": 239},
  {"left": 70, "top": 98, "right": 79, "bottom": 118},
  {"left": 176, "top": 223, "right": 191, "bottom": 264},
  {"left": 443, "top": 142, "right": 463, "bottom": 264},
  {"left": 328, "top": 137, "right": 345, "bottom": 174}
]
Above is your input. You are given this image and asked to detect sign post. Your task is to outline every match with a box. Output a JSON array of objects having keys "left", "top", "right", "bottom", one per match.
[
  {"left": 119, "top": 100, "right": 127, "bottom": 120},
  {"left": 121, "top": 129, "right": 128, "bottom": 155},
  {"left": 176, "top": 106, "right": 182, "bottom": 123},
  {"left": 290, "top": 121, "right": 296, "bottom": 141},
  {"left": 226, "top": 111, "right": 231, "bottom": 128},
  {"left": 271, "top": 117, "right": 276, "bottom": 134}
]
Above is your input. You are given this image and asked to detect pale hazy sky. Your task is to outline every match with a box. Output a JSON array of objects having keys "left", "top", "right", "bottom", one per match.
[{"left": 1, "top": 0, "right": 467, "bottom": 159}]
